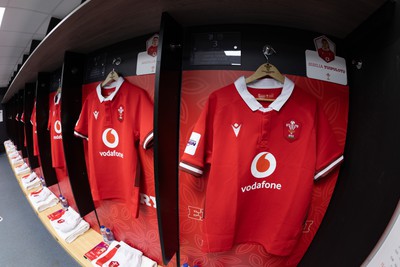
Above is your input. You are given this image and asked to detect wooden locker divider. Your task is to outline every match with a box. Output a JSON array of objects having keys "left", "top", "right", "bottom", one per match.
[
  {"left": 17, "top": 91, "right": 27, "bottom": 158},
  {"left": 154, "top": 12, "right": 183, "bottom": 265},
  {"left": 35, "top": 72, "right": 58, "bottom": 187},
  {"left": 61, "top": 51, "right": 96, "bottom": 217}
]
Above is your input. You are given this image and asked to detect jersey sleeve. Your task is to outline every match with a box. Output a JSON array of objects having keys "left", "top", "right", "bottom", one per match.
[
  {"left": 138, "top": 90, "right": 154, "bottom": 150},
  {"left": 179, "top": 99, "right": 211, "bottom": 177},
  {"left": 314, "top": 104, "right": 344, "bottom": 180},
  {"left": 74, "top": 99, "right": 89, "bottom": 140}
]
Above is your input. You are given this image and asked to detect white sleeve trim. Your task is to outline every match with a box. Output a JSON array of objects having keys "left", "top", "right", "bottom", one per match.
[
  {"left": 179, "top": 162, "right": 203, "bottom": 176},
  {"left": 73, "top": 131, "right": 88, "bottom": 140},
  {"left": 143, "top": 132, "right": 154, "bottom": 149},
  {"left": 314, "top": 155, "right": 344, "bottom": 180}
]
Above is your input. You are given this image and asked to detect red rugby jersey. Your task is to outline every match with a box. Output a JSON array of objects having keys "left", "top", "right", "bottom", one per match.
[
  {"left": 30, "top": 100, "right": 39, "bottom": 156},
  {"left": 47, "top": 92, "right": 66, "bottom": 168},
  {"left": 74, "top": 77, "right": 153, "bottom": 216},
  {"left": 179, "top": 76, "right": 343, "bottom": 256}
]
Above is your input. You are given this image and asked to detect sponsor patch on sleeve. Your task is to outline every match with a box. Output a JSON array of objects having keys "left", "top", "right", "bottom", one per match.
[{"left": 184, "top": 132, "right": 201, "bottom": 156}]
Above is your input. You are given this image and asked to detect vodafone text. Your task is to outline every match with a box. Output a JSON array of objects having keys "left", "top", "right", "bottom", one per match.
[
  {"left": 53, "top": 135, "right": 62, "bottom": 139},
  {"left": 99, "top": 150, "right": 124, "bottom": 158},
  {"left": 241, "top": 180, "right": 282, "bottom": 192}
]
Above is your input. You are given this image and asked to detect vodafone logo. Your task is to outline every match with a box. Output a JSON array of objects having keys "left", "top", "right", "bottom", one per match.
[
  {"left": 102, "top": 128, "right": 119, "bottom": 148},
  {"left": 250, "top": 152, "right": 277, "bottom": 178},
  {"left": 54, "top": 120, "right": 62, "bottom": 134}
]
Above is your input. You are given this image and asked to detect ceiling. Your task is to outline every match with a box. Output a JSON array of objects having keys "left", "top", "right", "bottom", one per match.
[
  {"left": 0, "top": 0, "right": 81, "bottom": 89},
  {"left": 0, "top": 0, "right": 388, "bottom": 99}
]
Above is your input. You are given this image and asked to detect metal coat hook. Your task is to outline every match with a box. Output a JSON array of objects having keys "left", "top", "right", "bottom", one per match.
[
  {"left": 112, "top": 57, "right": 122, "bottom": 66},
  {"left": 263, "top": 45, "right": 276, "bottom": 63},
  {"left": 352, "top": 59, "right": 363, "bottom": 70}
]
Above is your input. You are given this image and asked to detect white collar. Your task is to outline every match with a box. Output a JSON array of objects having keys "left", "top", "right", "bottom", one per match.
[
  {"left": 96, "top": 77, "right": 124, "bottom": 103},
  {"left": 234, "top": 76, "right": 294, "bottom": 113},
  {"left": 54, "top": 92, "right": 61, "bottom": 105}
]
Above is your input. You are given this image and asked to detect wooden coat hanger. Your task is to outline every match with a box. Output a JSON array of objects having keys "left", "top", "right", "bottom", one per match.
[
  {"left": 245, "top": 45, "right": 285, "bottom": 101},
  {"left": 101, "top": 69, "right": 119, "bottom": 87},
  {"left": 245, "top": 63, "right": 285, "bottom": 85}
]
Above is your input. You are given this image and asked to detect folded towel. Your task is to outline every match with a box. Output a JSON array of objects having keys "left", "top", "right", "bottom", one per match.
[
  {"left": 15, "top": 163, "right": 30, "bottom": 175},
  {"left": 21, "top": 172, "right": 38, "bottom": 185},
  {"left": 93, "top": 241, "right": 143, "bottom": 267},
  {"left": 49, "top": 208, "right": 90, "bottom": 243},
  {"left": 11, "top": 156, "right": 23, "bottom": 164},
  {"left": 8, "top": 151, "right": 19, "bottom": 158},
  {"left": 141, "top": 256, "right": 158, "bottom": 267},
  {"left": 22, "top": 177, "right": 41, "bottom": 190},
  {"left": 29, "top": 187, "right": 59, "bottom": 212}
]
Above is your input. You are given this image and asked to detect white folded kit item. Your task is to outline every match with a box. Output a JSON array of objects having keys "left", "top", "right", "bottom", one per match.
[
  {"left": 92, "top": 241, "right": 143, "bottom": 267},
  {"left": 21, "top": 172, "right": 37, "bottom": 184},
  {"left": 8, "top": 151, "right": 19, "bottom": 158},
  {"left": 140, "top": 255, "right": 158, "bottom": 267},
  {"left": 22, "top": 177, "right": 41, "bottom": 190},
  {"left": 11, "top": 157, "right": 24, "bottom": 166},
  {"left": 49, "top": 208, "right": 90, "bottom": 243},
  {"left": 53, "top": 208, "right": 82, "bottom": 233},
  {"left": 21, "top": 172, "right": 41, "bottom": 190},
  {"left": 5, "top": 144, "right": 16, "bottom": 151},
  {"left": 15, "top": 163, "right": 30, "bottom": 175},
  {"left": 29, "top": 187, "right": 59, "bottom": 212},
  {"left": 29, "top": 187, "right": 51, "bottom": 203},
  {"left": 5, "top": 145, "right": 14, "bottom": 151}
]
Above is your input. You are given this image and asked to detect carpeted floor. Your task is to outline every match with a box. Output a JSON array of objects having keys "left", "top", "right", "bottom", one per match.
[{"left": 0, "top": 152, "right": 81, "bottom": 267}]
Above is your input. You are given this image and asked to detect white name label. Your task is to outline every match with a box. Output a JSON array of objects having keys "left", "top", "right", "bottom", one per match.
[{"left": 305, "top": 50, "right": 347, "bottom": 85}]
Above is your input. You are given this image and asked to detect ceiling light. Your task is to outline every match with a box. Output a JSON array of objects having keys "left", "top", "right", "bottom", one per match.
[{"left": 0, "top": 8, "right": 5, "bottom": 28}]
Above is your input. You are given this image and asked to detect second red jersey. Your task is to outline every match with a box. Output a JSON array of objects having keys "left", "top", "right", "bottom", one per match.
[
  {"left": 74, "top": 77, "right": 154, "bottom": 215},
  {"left": 48, "top": 92, "right": 66, "bottom": 168}
]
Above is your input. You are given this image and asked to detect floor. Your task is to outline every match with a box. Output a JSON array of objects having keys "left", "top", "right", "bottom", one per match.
[{"left": 0, "top": 152, "right": 81, "bottom": 267}]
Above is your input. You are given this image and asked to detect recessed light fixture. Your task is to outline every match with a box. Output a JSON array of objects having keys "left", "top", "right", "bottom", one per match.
[{"left": 0, "top": 7, "right": 5, "bottom": 28}]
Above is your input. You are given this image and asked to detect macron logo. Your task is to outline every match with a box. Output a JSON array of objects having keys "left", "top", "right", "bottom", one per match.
[{"left": 232, "top": 123, "right": 241, "bottom": 137}]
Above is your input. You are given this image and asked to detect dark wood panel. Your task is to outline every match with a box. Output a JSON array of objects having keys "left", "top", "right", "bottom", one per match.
[
  {"left": 61, "top": 51, "right": 95, "bottom": 217},
  {"left": 36, "top": 73, "right": 58, "bottom": 187},
  {"left": 154, "top": 12, "right": 183, "bottom": 265}
]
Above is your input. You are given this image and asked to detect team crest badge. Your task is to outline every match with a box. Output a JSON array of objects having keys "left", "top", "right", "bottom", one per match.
[
  {"left": 117, "top": 105, "right": 124, "bottom": 122},
  {"left": 284, "top": 120, "right": 301, "bottom": 142}
]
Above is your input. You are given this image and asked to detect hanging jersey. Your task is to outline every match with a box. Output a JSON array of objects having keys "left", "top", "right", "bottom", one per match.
[
  {"left": 74, "top": 77, "right": 153, "bottom": 216},
  {"left": 30, "top": 100, "right": 39, "bottom": 156},
  {"left": 179, "top": 76, "right": 343, "bottom": 256},
  {"left": 20, "top": 112, "right": 28, "bottom": 147},
  {"left": 48, "top": 92, "right": 65, "bottom": 168}
]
